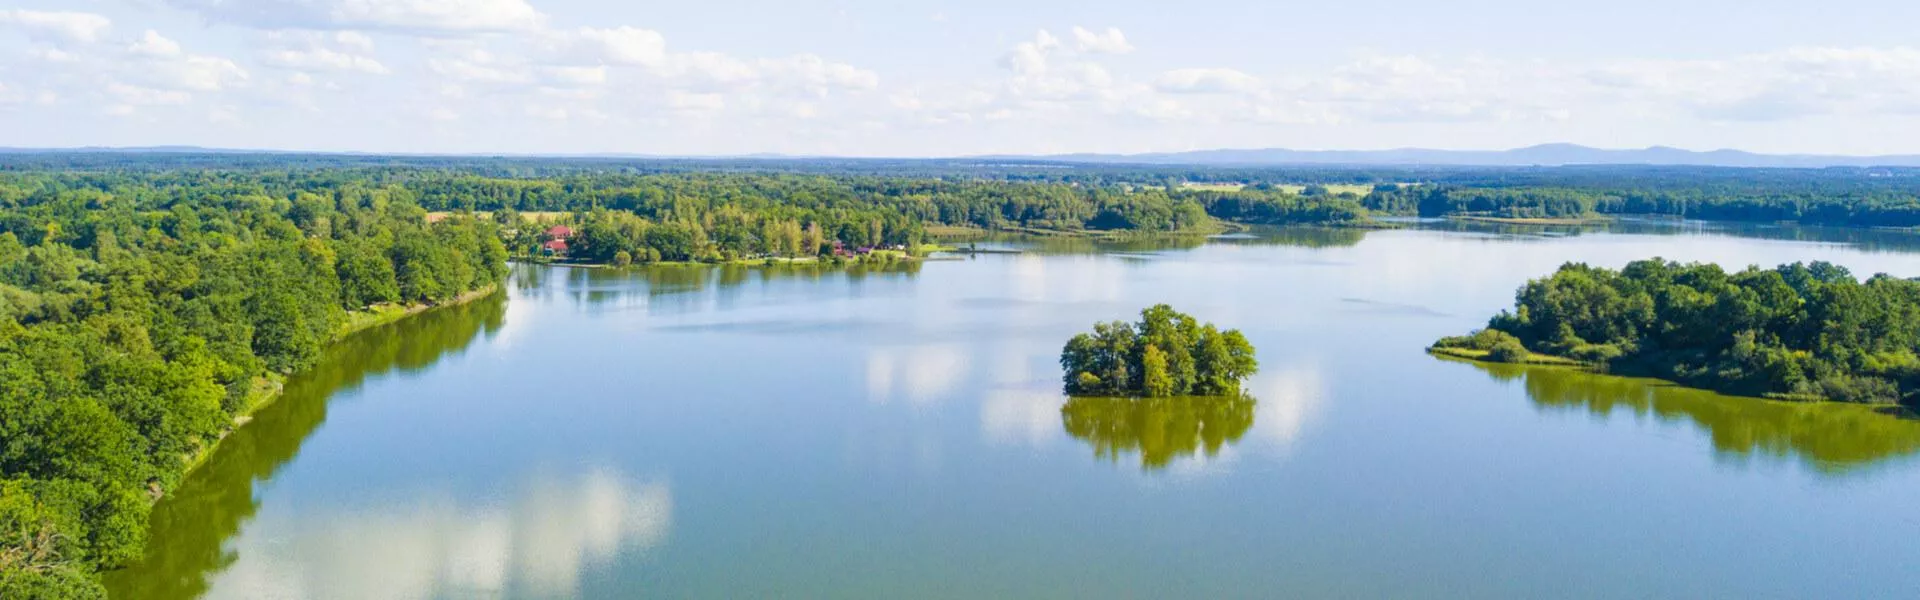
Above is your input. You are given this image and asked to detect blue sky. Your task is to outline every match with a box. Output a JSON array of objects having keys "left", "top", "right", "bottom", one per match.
[{"left": 2, "top": 0, "right": 1918, "bottom": 155}]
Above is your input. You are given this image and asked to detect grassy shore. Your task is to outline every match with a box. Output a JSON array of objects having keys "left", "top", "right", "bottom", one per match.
[{"left": 1427, "top": 346, "right": 1591, "bottom": 367}]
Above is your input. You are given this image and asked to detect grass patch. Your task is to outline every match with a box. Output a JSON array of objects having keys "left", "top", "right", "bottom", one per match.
[
  {"left": 1179, "top": 182, "right": 1247, "bottom": 192},
  {"left": 1428, "top": 346, "right": 1590, "bottom": 367}
]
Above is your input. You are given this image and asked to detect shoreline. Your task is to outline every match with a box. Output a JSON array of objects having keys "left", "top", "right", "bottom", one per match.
[
  {"left": 1426, "top": 347, "right": 1905, "bottom": 408},
  {"left": 165, "top": 284, "right": 503, "bottom": 500},
  {"left": 1447, "top": 215, "right": 1613, "bottom": 226}
]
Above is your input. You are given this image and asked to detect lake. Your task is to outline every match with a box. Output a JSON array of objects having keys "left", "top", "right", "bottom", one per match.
[{"left": 107, "top": 221, "right": 1920, "bottom": 599}]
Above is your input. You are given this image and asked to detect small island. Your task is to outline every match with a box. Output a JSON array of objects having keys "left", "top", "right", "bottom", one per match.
[
  {"left": 1060, "top": 305, "right": 1259, "bottom": 397},
  {"left": 1433, "top": 259, "right": 1920, "bottom": 406}
]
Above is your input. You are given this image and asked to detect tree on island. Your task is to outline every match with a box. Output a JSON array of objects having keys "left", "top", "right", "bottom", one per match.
[{"left": 1060, "top": 305, "right": 1258, "bottom": 397}]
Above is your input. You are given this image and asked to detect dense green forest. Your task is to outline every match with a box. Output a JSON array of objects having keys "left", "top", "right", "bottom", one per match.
[
  {"left": 1435, "top": 260, "right": 1920, "bottom": 406},
  {"left": 1061, "top": 305, "right": 1259, "bottom": 397},
  {"left": 0, "top": 176, "right": 507, "bottom": 596}
]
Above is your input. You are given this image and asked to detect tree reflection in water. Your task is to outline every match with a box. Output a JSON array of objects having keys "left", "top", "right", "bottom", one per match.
[
  {"left": 1448, "top": 357, "right": 1920, "bottom": 475},
  {"left": 103, "top": 293, "right": 507, "bottom": 600},
  {"left": 1060, "top": 395, "right": 1257, "bottom": 472}
]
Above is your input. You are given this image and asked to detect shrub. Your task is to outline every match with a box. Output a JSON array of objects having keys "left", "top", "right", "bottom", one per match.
[{"left": 1488, "top": 339, "right": 1530, "bottom": 363}]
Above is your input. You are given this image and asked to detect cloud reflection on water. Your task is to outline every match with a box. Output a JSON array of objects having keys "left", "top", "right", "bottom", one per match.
[{"left": 206, "top": 468, "right": 671, "bottom": 600}]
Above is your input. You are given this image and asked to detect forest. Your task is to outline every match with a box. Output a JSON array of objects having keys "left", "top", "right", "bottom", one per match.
[
  {"left": 1060, "top": 305, "right": 1259, "bottom": 397},
  {"left": 1435, "top": 260, "right": 1920, "bottom": 406},
  {"left": 0, "top": 175, "right": 507, "bottom": 597}
]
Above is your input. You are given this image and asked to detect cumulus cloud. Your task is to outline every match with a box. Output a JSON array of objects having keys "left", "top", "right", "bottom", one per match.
[
  {"left": 128, "top": 30, "right": 184, "bottom": 58},
  {"left": 260, "top": 31, "right": 390, "bottom": 74},
  {"left": 1071, "top": 26, "right": 1133, "bottom": 54},
  {"left": 161, "top": 0, "right": 544, "bottom": 34},
  {"left": 0, "top": 9, "right": 112, "bottom": 44},
  {"left": 1156, "top": 68, "right": 1261, "bottom": 94},
  {"left": 564, "top": 26, "right": 668, "bottom": 67}
]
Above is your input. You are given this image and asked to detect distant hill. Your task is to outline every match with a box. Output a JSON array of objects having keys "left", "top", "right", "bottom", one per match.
[{"left": 979, "top": 144, "right": 1920, "bottom": 168}]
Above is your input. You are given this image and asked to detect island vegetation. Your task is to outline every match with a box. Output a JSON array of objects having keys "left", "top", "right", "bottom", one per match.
[
  {"left": 1060, "top": 305, "right": 1259, "bottom": 397},
  {"left": 1434, "top": 259, "right": 1920, "bottom": 406}
]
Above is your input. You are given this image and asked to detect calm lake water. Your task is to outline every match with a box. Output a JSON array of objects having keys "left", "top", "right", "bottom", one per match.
[{"left": 107, "top": 221, "right": 1920, "bottom": 599}]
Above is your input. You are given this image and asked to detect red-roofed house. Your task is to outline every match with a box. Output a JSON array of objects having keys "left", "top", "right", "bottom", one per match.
[
  {"left": 545, "top": 225, "right": 575, "bottom": 238},
  {"left": 542, "top": 238, "right": 569, "bottom": 255}
]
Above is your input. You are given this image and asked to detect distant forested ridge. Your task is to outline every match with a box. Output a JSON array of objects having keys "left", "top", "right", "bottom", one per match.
[
  {"left": 0, "top": 173, "right": 506, "bottom": 596},
  {"left": 1436, "top": 260, "right": 1920, "bottom": 406},
  {"left": 6, "top": 152, "right": 1914, "bottom": 229}
]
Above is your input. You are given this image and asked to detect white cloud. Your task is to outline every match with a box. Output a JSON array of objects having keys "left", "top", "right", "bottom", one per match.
[
  {"left": 265, "top": 46, "right": 389, "bottom": 74},
  {"left": 334, "top": 31, "right": 375, "bottom": 52},
  {"left": 0, "top": 10, "right": 112, "bottom": 44},
  {"left": 760, "top": 54, "right": 880, "bottom": 93},
  {"left": 1156, "top": 68, "right": 1261, "bottom": 94},
  {"left": 566, "top": 26, "right": 667, "bottom": 67},
  {"left": 429, "top": 49, "right": 529, "bottom": 84},
  {"left": 1588, "top": 46, "right": 1920, "bottom": 121},
  {"left": 1071, "top": 26, "right": 1133, "bottom": 54},
  {"left": 128, "top": 30, "right": 184, "bottom": 58},
  {"left": 1002, "top": 30, "right": 1061, "bottom": 76},
  {"left": 161, "top": 0, "right": 544, "bottom": 34},
  {"left": 666, "top": 90, "right": 725, "bottom": 112},
  {"left": 141, "top": 54, "right": 250, "bottom": 92},
  {"left": 260, "top": 30, "right": 389, "bottom": 74},
  {"left": 545, "top": 66, "right": 607, "bottom": 86},
  {"left": 108, "top": 83, "right": 192, "bottom": 106}
]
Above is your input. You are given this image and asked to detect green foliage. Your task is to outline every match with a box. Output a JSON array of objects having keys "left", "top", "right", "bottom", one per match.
[
  {"left": 1488, "top": 339, "right": 1530, "bottom": 363},
  {"left": 0, "top": 170, "right": 506, "bottom": 589},
  {"left": 1452, "top": 259, "right": 1920, "bottom": 405},
  {"left": 1061, "top": 305, "right": 1258, "bottom": 397}
]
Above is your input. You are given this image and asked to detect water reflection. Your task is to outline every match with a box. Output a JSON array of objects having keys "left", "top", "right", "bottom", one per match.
[
  {"left": 865, "top": 345, "right": 970, "bottom": 406},
  {"left": 981, "top": 390, "right": 1067, "bottom": 447},
  {"left": 944, "top": 226, "right": 1366, "bottom": 256},
  {"left": 1449, "top": 358, "right": 1920, "bottom": 475},
  {"left": 518, "top": 262, "right": 924, "bottom": 316},
  {"left": 1060, "top": 395, "right": 1258, "bottom": 472},
  {"left": 103, "top": 294, "right": 509, "bottom": 599},
  {"left": 1404, "top": 217, "right": 1920, "bottom": 254},
  {"left": 205, "top": 469, "right": 669, "bottom": 600}
]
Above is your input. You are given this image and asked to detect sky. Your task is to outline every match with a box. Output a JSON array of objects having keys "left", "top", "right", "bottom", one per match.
[{"left": 2, "top": 0, "right": 1919, "bottom": 156}]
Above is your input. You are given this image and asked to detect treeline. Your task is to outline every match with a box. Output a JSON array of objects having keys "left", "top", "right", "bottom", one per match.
[
  {"left": 1363, "top": 182, "right": 1920, "bottom": 227},
  {"left": 412, "top": 173, "right": 1357, "bottom": 234},
  {"left": 0, "top": 178, "right": 506, "bottom": 597},
  {"left": 1437, "top": 260, "right": 1920, "bottom": 405}
]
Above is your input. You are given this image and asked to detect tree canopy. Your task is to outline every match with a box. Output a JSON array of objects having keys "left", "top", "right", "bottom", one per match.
[
  {"left": 1437, "top": 259, "right": 1920, "bottom": 405},
  {"left": 0, "top": 171, "right": 506, "bottom": 595},
  {"left": 1060, "top": 305, "right": 1258, "bottom": 397}
]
